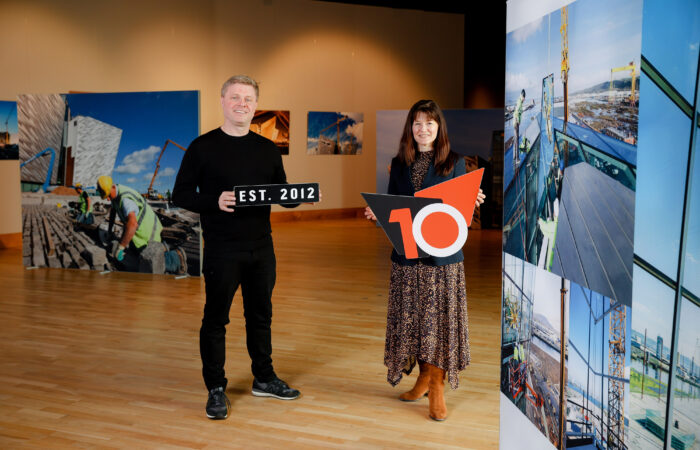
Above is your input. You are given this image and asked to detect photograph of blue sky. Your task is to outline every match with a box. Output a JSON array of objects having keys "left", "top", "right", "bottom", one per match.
[
  {"left": 65, "top": 91, "right": 199, "bottom": 193},
  {"left": 0, "top": 101, "right": 18, "bottom": 144},
  {"left": 505, "top": 0, "right": 642, "bottom": 105},
  {"left": 568, "top": 284, "right": 632, "bottom": 389},
  {"left": 307, "top": 111, "right": 363, "bottom": 155}
]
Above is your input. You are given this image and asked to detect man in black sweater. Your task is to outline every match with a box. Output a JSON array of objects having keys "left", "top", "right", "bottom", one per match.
[{"left": 173, "top": 75, "right": 300, "bottom": 420}]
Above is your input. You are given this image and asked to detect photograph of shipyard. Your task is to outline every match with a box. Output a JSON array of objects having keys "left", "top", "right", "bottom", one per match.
[
  {"left": 628, "top": 269, "right": 699, "bottom": 449},
  {"left": 18, "top": 91, "right": 201, "bottom": 276},
  {"left": 502, "top": 253, "right": 567, "bottom": 448},
  {"left": 566, "top": 282, "right": 631, "bottom": 449},
  {"left": 307, "top": 111, "right": 363, "bottom": 155},
  {"left": 503, "top": 0, "right": 641, "bottom": 306},
  {"left": 251, "top": 110, "right": 290, "bottom": 155},
  {"left": 0, "top": 101, "right": 18, "bottom": 160}
]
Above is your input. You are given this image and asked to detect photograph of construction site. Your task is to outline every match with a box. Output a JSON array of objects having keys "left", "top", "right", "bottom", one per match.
[
  {"left": 566, "top": 282, "right": 631, "bottom": 449},
  {"left": 251, "top": 110, "right": 290, "bottom": 155},
  {"left": 502, "top": 253, "right": 567, "bottom": 448},
  {"left": 307, "top": 111, "right": 363, "bottom": 155},
  {"left": 503, "top": 0, "right": 641, "bottom": 306},
  {"left": 19, "top": 91, "right": 201, "bottom": 276},
  {"left": 628, "top": 269, "right": 700, "bottom": 449},
  {"left": 0, "top": 101, "right": 18, "bottom": 160}
]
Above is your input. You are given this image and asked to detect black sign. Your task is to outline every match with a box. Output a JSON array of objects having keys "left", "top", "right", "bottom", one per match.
[{"left": 234, "top": 183, "right": 320, "bottom": 206}]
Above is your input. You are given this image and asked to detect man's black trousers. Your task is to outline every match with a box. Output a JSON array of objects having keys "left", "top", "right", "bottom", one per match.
[{"left": 200, "top": 243, "right": 277, "bottom": 390}]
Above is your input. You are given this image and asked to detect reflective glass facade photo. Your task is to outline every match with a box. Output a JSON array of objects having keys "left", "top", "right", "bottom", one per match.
[{"left": 629, "top": 0, "right": 700, "bottom": 448}]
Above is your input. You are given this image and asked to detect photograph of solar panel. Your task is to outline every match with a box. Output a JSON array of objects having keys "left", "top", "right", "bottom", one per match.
[{"left": 503, "top": 0, "right": 642, "bottom": 306}]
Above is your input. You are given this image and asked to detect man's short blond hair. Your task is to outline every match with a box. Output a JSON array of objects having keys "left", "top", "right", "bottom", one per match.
[{"left": 221, "top": 75, "right": 259, "bottom": 99}]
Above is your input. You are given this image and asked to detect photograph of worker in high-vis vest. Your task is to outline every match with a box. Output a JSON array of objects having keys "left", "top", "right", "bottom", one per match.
[
  {"left": 96, "top": 175, "right": 187, "bottom": 275},
  {"left": 18, "top": 90, "right": 201, "bottom": 276}
]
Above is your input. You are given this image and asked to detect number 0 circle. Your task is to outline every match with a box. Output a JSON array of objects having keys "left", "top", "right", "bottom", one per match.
[{"left": 412, "top": 203, "right": 468, "bottom": 257}]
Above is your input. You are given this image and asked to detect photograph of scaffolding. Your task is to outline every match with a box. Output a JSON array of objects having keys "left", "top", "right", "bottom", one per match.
[
  {"left": 307, "top": 111, "right": 363, "bottom": 155},
  {"left": 628, "top": 269, "right": 699, "bottom": 449},
  {"left": 19, "top": 91, "right": 201, "bottom": 276},
  {"left": 250, "top": 110, "right": 290, "bottom": 155},
  {"left": 502, "top": 253, "right": 568, "bottom": 448},
  {"left": 0, "top": 101, "right": 18, "bottom": 160},
  {"left": 503, "top": 0, "right": 642, "bottom": 306},
  {"left": 567, "top": 282, "right": 631, "bottom": 449}
]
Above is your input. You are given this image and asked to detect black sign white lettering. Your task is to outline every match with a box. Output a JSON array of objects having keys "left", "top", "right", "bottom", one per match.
[{"left": 234, "top": 183, "right": 320, "bottom": 206}]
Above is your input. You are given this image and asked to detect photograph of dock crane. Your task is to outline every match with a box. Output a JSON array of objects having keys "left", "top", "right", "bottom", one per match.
[
  {"left": 0, "top": 101, "right": 18, "bottom": 160},
  {"left": 18, "top": 91, "right": 201, "bottom": 276},
  {"left": 503, "top": 0, "right": 641, "bottom": 307}
]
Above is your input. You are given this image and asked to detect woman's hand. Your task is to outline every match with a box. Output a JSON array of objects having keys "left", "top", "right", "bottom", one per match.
[
  {"left": 364, "top": 206, "right": 377, "bottom": 221},
  {"left": 475, "top": 188, "right": 485, "bottom": 208}
]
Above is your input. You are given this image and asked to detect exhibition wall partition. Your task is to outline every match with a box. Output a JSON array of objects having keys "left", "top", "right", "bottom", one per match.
[{"left": 501, "top": 0, "right": 699, "bottom": 449}]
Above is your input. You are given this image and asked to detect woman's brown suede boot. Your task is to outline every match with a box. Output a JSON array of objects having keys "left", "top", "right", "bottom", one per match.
[
  {"left": 399, "top": 361, "right": 430, "bottom": 402},
  {"left": 427, "top": 364, "right": 447, "bottom": 421}
]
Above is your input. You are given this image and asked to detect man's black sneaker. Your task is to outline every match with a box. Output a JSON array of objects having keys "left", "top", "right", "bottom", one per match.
[
  {"left": 206, "top": 386, "right": 231, "bottom": 419},
  {"left": 251, "top": 377, "right": 301, "bottom": 400}
]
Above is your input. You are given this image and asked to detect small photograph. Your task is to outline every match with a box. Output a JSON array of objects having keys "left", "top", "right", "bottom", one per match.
[
  {"left": 503, "top": 0, "right": 642, "bottom": 306},
  {"left": 566, "top": 283, "right": 631, "bottom": 449},
  {"left": 307, "top": 111, "right": 363, "bottom": 155},
  {"left": 0, "top": 101, "right": 18, "bottom": 160},
  {"left": 501, "top": 253, "right": 567, "bottom": 448},
  {"left": 250, "top": 110, "right": 289, "bottom": 155},
  {"left": 19, "top": 91, "right": 201, "bottom": 276}
]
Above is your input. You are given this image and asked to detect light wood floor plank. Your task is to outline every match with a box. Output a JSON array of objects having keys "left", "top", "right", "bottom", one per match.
[{"left": 0, "top": 219, "right": 501, "bottom": 449}]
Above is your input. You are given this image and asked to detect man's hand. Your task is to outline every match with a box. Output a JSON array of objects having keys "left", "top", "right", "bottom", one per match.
[
  {"left": 218, "top": 191, "right": 236, "bottom": 212},
  {"left": 364, "top": 206, "right": 377, "bottom": 221},
  {"left": 475, "top": 188, "right": 486, "bottom": 208},
  {"left": 110, "top": 240, "right": 125, "bottom": 261}
]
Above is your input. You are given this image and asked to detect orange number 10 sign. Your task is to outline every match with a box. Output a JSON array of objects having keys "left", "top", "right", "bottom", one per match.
[{"left": 363, "top": 168, "right": 484, "bottom": 259}]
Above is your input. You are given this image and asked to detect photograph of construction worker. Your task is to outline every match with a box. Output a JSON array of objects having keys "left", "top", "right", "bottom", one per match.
[
  {"left": 96, "top": 175, "right": 187, "bottom": 275},
  {"left": 73, "top": 183, "right": 94, "bottom": 225},
  {"left": 513, "top": 89, "right": 525, "bottom": 166}
]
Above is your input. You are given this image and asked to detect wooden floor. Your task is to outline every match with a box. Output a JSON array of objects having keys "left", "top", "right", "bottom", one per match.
[{"left": 0, "top": 219, "right": 502, "bottom": 449}]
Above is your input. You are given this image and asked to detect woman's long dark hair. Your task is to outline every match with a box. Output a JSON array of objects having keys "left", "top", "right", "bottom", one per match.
[{"left": 396, "top": 99, "right": 457, "bottom": 176}]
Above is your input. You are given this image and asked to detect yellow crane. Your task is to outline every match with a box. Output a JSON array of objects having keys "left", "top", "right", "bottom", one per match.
[
  {"left": 147, "top": 139, "right": 187, "bottom": 198},
  {"left": 560, "top": 7, "right": 569, "bottom": 124},
  {"left": 609, "top": 62, "right": 637, "bottom": 105},
  {"left": 608, "top": 303, "right": 627, "bottom": 449}
]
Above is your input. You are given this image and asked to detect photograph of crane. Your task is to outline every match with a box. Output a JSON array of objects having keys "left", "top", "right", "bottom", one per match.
[
  {"left": 251, "top": 110, "right": 290, "bottom": 155},
  {"left": 566, "top": 282, "right": 631, "bottom": 449},
  {"left": 502, "top": 253, "right": 568, "bottom": 449},
  {"left": 0, "top": 101, "right": 18, "bottom": 160},
  {"left": 503, "top": 0, "right": 642, "bottom": 306},
  {"left": 18, "top": 91, "right": 201, "bottom": 276},
  {"left": 307, "top": 111, "right": 363, "bottom": 155}
]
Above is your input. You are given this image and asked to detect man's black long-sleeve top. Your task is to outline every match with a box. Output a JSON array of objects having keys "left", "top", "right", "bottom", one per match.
[{"left": 173, "top": 128, "right": 294, "bottom": 255}]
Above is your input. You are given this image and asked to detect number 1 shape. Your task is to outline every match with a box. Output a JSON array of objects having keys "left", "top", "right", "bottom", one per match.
[{"left": 389, "top": 208, "right": 419, "bottom": 259}]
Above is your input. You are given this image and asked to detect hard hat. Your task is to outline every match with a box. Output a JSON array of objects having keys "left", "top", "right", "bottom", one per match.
[{"left": 97, "top": 176, "right": 113, "bottom": 199}]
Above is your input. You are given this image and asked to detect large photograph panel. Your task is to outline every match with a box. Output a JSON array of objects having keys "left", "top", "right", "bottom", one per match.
[
  {"left": 19, "top": 91, "right": 201, "bottom": 276},
  {"left": 503, "top": 0, "right": 642, "bottom": 306}
]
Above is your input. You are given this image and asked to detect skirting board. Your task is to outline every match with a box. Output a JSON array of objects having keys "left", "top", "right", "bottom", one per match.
[
  {"left": 270, "top": 207, "right": 364, "bottom": 222},
  {"left": 0, "top": 233, "right": 22, "bottom": 249}
]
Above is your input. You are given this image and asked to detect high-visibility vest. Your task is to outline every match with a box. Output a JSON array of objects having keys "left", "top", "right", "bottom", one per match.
[
  {"left": 115, "top": 184, "right": 162, "bottom": 248},
  {"left": 79, "top": 191, "right": 93, "bottom": 214},
  {"left": 514, "top": 96, "right": 524, "bottom": 124}
]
